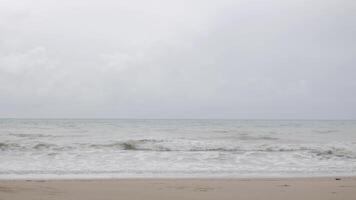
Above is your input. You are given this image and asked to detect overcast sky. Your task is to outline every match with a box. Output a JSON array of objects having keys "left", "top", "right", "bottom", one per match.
[{"left": 0, "top": 0, "right": 355, "bottom": 119}]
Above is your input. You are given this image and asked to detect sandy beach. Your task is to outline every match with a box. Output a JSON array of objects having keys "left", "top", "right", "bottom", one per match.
[{"left": 1, "top": 177, "right": 355, "bottom": 200}]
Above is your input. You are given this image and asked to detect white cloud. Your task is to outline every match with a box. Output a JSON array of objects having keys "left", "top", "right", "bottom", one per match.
[
  {"left": 0, "top": 46, "right": 55, "bottom": 74},
  {"left": 0, "top": 0, "right": 355, "bottom": 118}
]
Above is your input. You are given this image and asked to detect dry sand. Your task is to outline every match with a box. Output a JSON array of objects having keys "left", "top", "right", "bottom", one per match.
[{"left": 1, "top": 177, "right": 356, "bottom": 200}]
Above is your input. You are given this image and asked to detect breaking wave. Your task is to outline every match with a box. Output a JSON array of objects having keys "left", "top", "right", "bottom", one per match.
[{"left": 1, "top": 139, "right": 355, "bottom": 160}]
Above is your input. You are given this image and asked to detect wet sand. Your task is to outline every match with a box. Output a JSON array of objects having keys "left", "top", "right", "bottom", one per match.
[{"left": 1, "top": 177, "right": 356, "bottom": 200}]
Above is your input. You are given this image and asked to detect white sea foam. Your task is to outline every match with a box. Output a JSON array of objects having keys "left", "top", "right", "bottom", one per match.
[{"left": 0, "top": 119, "right": 355, "bottom": 179}]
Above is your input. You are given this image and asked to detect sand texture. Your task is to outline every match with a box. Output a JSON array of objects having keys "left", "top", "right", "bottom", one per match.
[{"left": 1, "top": 177, "right": 356, "bottom": 200}]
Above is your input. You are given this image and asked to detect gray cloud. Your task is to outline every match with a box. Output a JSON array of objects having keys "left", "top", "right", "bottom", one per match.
[{"left": 0, "top": 0, "right": 355, "bottom": 119}]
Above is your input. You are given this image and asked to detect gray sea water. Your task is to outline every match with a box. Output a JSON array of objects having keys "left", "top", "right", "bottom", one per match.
[{"left": 0, "top": 119, "right": 355, "bottom": 179}]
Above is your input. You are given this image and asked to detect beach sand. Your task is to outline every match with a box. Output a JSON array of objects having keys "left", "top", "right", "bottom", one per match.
[{"left": 1, "top": 177, "right": 355, "bottom": 200}]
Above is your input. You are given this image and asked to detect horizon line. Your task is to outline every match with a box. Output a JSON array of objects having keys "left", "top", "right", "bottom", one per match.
[{"left": 0, "top": 118, "right": 355, "bottom": 121}]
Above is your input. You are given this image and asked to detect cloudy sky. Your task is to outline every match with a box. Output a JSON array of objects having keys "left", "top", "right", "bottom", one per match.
[{"left": 0, "top": 0, "right": 355, "bottom": 119}]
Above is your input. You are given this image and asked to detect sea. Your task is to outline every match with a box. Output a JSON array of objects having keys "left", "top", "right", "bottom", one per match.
[{"left": 0, "top": 119, "right": 355, "bottom": 179}]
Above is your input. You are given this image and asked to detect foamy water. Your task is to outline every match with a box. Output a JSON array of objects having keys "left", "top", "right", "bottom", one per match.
[{"left": 1, "top": 119, "right": 355, "bottom": 179}]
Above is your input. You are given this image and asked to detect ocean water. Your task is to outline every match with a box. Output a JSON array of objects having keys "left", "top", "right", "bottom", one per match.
[{"left": 0, "top": 119, "right": 355, "bottom": 179}]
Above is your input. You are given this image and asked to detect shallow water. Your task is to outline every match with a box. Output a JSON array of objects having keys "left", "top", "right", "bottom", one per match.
[{"left": 0, "top": 119, "right": 355, "bottom": 179}]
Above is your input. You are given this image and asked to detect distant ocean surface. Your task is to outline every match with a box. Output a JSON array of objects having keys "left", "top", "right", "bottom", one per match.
[{"left": 0, "top": 119, "right": 355, "bottom": 179}]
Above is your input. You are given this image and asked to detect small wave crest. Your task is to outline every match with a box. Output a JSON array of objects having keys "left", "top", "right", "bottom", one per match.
[
  {"left": 87, "top": 139, "right": 170, "bottom": 151},
  {"left": 0, "top": 142, "right": 22, "bottom": 151},
  {"left": 311, "top": 148, "right": 356, "bottom": 159},
  {"left": 238, "top": 135, "right": 278, "bottom": 141},
  {"left": 0, "top": 142, "right": 74, "bottom": 151}
]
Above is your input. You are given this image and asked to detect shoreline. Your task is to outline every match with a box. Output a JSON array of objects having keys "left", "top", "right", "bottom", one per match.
[
  {"left": 1, "top": 171, "right": 355, "bottom": 180},
  {"left": 2, "top": 176, "right": 356, "bottom": 182},
  {"left": 1, "top": 177, "right": 356, "bottom": 200}
]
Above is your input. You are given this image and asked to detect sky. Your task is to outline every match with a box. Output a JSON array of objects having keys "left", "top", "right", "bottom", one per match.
[{"left": 0, "top": 0, "right": 355, "bottom": 119}]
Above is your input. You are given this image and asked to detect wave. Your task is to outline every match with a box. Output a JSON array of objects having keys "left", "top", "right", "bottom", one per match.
[
  {"left": 1, "top": 140, "right": 355, "bottom": 159},
  {"left": 0, "top": 142, "right": 74, "bottom": 151},
  {"left": 32, "top": 143, "right": 56, "bottom": 150},
  {"left": 311, "top": 148, "right": 356, "bottom": 159},
  {"left": 9, "top": 133, "right": 53, "bottom": 138},
  {"left": 0, "top": 142, "right": 22, "bottom": 151},
  {"left": 237, "top": 135, "right": 278, "bottom": 140},
  {"left": 261, "top": 146, "right": 356, "bottom": 159},
  {"left": 87, "top": 139, "right": 170, "bottom": 151}
]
